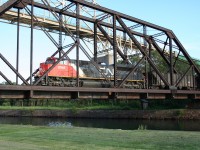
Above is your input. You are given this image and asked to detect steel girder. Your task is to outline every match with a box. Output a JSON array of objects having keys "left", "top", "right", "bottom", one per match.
[
  {"left": 0, "top": 71, "right": 12, "bottom": 85},
  {"left": 17, "top": 0, "right": 199, "bottom": 86},
  {"left": 0, "top": 85, "right": 200, "bottom": 99},
  {"left": 0, "top": 0, "right": 199, "bottom": 100},
  {"left": 0, "top": 0, "right": 21, "bottom": 16},
  {"left": 0, "top": 53, "right": 29, "bottom": 85}
]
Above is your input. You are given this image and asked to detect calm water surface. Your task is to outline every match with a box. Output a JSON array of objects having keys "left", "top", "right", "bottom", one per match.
[{"left": 0, "top": 117, "right": 200, "bottom": 131}]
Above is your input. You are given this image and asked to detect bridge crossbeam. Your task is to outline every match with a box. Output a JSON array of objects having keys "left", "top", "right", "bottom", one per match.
[{"left": 0, "top": 0, "right": 20, "bottom": 16}]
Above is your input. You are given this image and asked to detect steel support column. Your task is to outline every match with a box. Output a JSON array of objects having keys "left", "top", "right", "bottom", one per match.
[
  {"left": 76, "top": 2, "right": 80, "bottom": 87},
  {"left": 116, "top": 16, "right": 169, "bottom": 87},
  {"left": 113, "top": 15, "right": 117, "bottom": 87},
  {"left": 16, "top": 8, "right": 20, "bottom": 85},
  {"left": 148, "top": 41, "right": 152, "bottom": 87},
  {"left": 118, "top": 56, "right": 145, "bottom": 88},
  {"left": 192, "top": 66, "right": 195, "bottom": 89},
  {"left": 169, "top": 37, "right": 174, "bottom": 86},
  {"left": 94, "top": 22, "right": 97, "bottom": 62},
  {"left": 143, "top": 25, "right": 148, "bottom": 89},
  {"left": 150, "top": 38, "right": 177, "bottom": 73},
  {"left": 148, "top": 41, "right": 152, "bottom": 68},
  {"left": 97, "top": 23, "right": 128, "bottom": 62},
  {"left": 59, "top": 13, "right": 62, "bottom": 58},
  {"left": 123, "top": 32, "right": 127, "bottom": 56},
  {"left": 30, "top": 0, "right": 34, "bottom": 85}
]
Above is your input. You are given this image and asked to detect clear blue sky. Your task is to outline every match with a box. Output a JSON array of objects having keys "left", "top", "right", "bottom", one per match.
[
  {"left": 0, "top": 0, "right": 200, "bottom": 83},
  {"left": 98, "top": 0, "right": 200, "bottom": 58}
]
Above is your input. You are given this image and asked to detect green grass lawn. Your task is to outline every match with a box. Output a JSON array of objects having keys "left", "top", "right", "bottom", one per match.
[{"left": 0, "top": 125, "right": 200, "bottom": 150}]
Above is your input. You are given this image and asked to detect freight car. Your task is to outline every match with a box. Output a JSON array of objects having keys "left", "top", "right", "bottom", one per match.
[{"left": 148, "top": 71, "right": 196, "bottom": 90}]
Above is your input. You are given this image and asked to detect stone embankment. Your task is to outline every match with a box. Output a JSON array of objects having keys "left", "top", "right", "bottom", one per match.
[{"left": 0, "top": 109, "right": 200, "bottom": 120}]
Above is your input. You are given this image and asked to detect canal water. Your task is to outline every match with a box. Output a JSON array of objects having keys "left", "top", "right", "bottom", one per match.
[{"left": 0, "top": 117, "right": 200, "bottom": 131}]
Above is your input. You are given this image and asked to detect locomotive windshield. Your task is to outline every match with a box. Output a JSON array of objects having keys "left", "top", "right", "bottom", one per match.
[{"left": 45, "top": 57, "right": 56, "bottom": 64}]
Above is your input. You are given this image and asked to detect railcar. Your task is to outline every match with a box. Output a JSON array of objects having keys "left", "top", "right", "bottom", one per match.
[
  {"left": 34, "top": 57, "right": 196, "bottom": 90},
  {"left": 34, "top": 57, "right": 144, "bottom": 88}
]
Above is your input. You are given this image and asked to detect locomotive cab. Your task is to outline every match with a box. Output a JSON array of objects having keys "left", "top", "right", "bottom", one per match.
[
  {"left": 99, "top": 62, "right": 113, "bottom": 77},
  {"left": 34, "top": 57, "right": 57, "bottom": 78},
  {"left": 45, "top": 57, "right": 57, "bottom": 64},
  {"left": 34, "top": 57, "right": 77, "bottom": 79}
]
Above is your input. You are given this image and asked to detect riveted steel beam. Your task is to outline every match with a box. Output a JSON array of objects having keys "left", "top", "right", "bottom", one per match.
[
  {"left": 0, "top": 53, "right": 29, "bottom": 85},
  {"left": 66, "top": 0, "right": 171, "bottom": 32},
  {"left": 0, "top": 0, "right": 21, "bottom": 16},
  {"left": 170, "top": 32, "right": 200, "bottom": 76},
  {"left": 150, "top": 37, "right": 177, "bottom": 74},
  {"left": 118, "top": 56, "right": 145, "bottom": 88},
  {"left": 97, "top": 23, "right": 128, "bottom": 63},
  {"left": 0, "top": 71, "right": 12, "bottom": 85},
  {"left": 116, "top": 15, "right": 169, "bottom": 87}
]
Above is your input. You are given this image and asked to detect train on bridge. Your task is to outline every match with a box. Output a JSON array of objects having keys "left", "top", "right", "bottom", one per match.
[
  {"left": 1, "top": 0, "right": 200, "bottom": 100},
  {"left": 33, "top": 57, "right": 197, "bottom": 90},
  {"left": 34, "top": 57, "right": 144, "bottom": 88}
]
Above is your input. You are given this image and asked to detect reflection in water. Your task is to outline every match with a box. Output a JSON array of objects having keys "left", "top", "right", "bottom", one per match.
[
  {"left": 48, "top": 121, "right": 73, "bottom": 128},
  {"left": 0, "top": 117, "right": 200, "bottom": 131}
]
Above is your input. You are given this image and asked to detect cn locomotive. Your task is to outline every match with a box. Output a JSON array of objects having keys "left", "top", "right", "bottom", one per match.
[
  {"left": 34, "top": 57, "right": 196, "bottom": 90},
  {"left": 34, "top": 57, "right": 144, "bottom": 88}
]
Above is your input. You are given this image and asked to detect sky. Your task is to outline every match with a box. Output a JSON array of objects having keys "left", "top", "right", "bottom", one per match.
[
  {"left": 0, "top": 0, "right": 200, "bottom": 83},
  {"left": 99, "top": 0, "right": 200, "bottom": 58}
]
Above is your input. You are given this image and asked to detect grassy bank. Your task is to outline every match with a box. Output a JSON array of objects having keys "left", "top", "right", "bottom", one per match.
[
  {"left": 0, "top": 98, "right": 195, "bottom": 110},
  {"left": 0, "top": 99, "right": 142, "bottom": 110},
  {"left": 0, "top": 125, "right": 199, "bottom": 150}
]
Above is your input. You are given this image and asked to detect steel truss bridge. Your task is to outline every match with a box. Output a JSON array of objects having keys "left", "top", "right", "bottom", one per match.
[{"left": 0, "top": 0, "right": 200, "bottom": 100}]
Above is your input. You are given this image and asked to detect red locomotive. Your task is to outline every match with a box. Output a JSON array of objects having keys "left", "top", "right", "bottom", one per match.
[
  {"left": 33, "top": 56, "right": 197, "bottom": 90},
  {"left": 34, "top": 57, "right": 86, "bottom": 86},
  {"left": 35, "top": 57, "right": 77, "bottom": 78},
  {"left": 34, "top": 57, "right": 144, "bottom": 88}
]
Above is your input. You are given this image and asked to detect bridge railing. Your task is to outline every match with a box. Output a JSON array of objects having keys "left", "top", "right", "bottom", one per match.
[{"left": 0, "top": 0, "right": 93, "bottom": 31}]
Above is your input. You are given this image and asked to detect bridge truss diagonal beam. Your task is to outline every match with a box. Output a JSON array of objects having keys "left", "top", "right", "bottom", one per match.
[
  {"left": 25, "top": 43, "right": 74, "bottom": 83},
  {"left": 0, "top": 71, "right": 12, "bottom": 85},
  {"left": 40, "top": 0, "right": 113, "bottom": 83},
  {"left": 67, "top": 0, "right": 171, "bottom": 32},
  {"left": 118, "top": 56, "right": 146, "bottom": 88},
  {"left": 0, "top": 53, "right": 29, "bottom": 85},
  {"left": 97, "top": 23, "right": 128, "bottom": 63},
  {"left": 170, "top": 32, "right": 200, "bottom": 76},
  {"left": 21, "top": 1, "right": 60, "bottom": 48},
  {"left": 150, "top": 37, "right": 177, "bottom": 74},
  {"left": 0, "top": 0, "right": 20, "bottom": 16},
  {"left": 33, "top": 43, "right": 77, "bottom": 86},
  {"left": 116, "top": 15, "right": 170, "bottom": 87}
]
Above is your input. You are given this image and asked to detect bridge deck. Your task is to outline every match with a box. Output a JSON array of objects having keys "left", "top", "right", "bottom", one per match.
[{"left": 0, "top": 85, "right": 200, "bottom": 100}]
